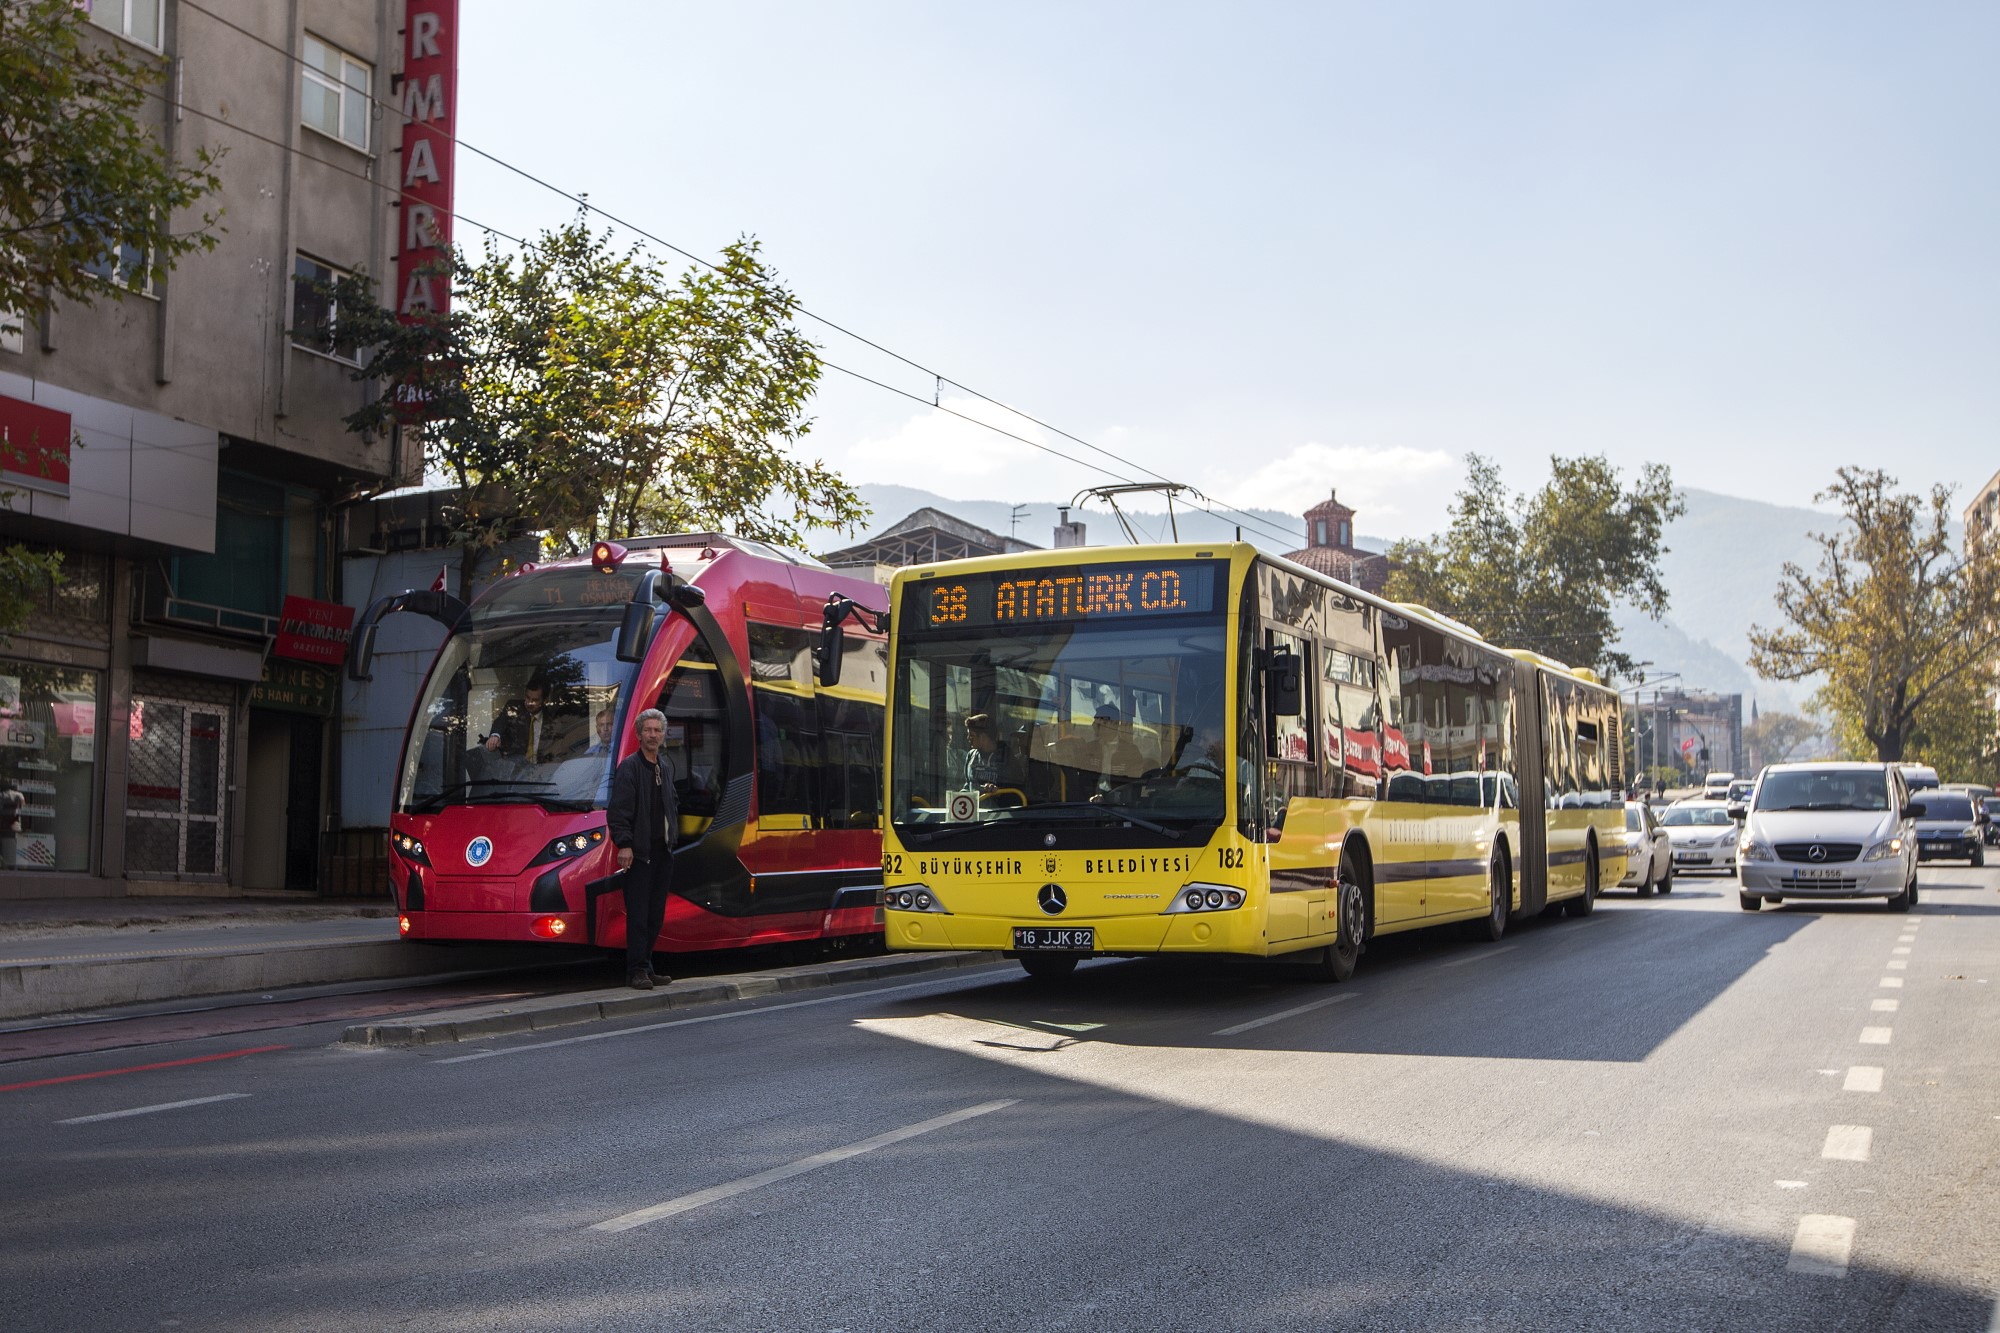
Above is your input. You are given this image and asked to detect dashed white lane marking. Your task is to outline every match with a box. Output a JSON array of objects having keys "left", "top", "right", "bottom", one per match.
[
  {"left": 588, "top": 1099, "right": 1019, "bottom": 1233},
  {"left": 434, "top": 969, "right": 1015, "bottom": 1064},
  {"left": 1892, "top": 947, "right": 1911, "bottom": 955},
  {"left": 1789, "top": 1214, "right": 1856, "bottom": 1277},
  {"left": 58, "top": 1093, "right": 249, "bottom": 1125},
  {"left": 1860, "top": 1027, "right": 1893, "bottom": 1045},
  {"left": 1905, "top": 917, "right": 1921, "bottom": 925},
  {"left": 1214, "top": 991, "right": 1356, "bottom": 1035},
  {"left": 1775, "top": 1180, "right": 1808, "bottom": 1189},
  {"left": 1823, "top": 1125, "right": 1874, "bottom": 1160},
  {"left": 1897, "top": 935, "right": 1915, "bottom": 943},
  {"left": 1872, "top": 999, "right": 1899, "bottom": 1012},
  {"left": 1440, "top": 944, "right": 1517, "bottom": 968},
  {"left": 1844, "top": 1067, "right": 1884, "bottom": 1093},
  {"left": 1887, "top": 960, "right": 1909, "bottom": 970},
  {"left": 1880, "top": 977, "right": 1904, "bottom": 989}
]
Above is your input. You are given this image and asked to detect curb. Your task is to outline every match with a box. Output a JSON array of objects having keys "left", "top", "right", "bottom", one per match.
[
  {"left": 340, "top": 949, "right": 1003, "bottom": 1048},
  {"left": 0, "top": 939, "right": 554, "bottom": 1023}
]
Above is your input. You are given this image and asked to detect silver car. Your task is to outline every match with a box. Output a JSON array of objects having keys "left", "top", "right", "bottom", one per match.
[
  {"left": 1618, "top": 800, "right": 1674, "bottom": 895},
  {"left": 1733, "top": 761, "right": 1920, "bottom": 911}
]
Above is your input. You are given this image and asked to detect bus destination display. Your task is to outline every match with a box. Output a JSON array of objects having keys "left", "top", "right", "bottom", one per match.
[{"left": 912, "top": 561, "right": 1221, "bottom": 631}]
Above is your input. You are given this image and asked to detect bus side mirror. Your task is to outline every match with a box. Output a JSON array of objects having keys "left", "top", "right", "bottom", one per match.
[
  {"left": 815, "top": 620, "right": 845, "bottom": 688},
  {"left": 616, "top": 602, "right": 656, "bottom": 663},
  {"left": 1266, "top": 649, "right": 1302, "bottom": 717},
  {"left": 347, "top": 623, "right": 378, "bottom": 682}
]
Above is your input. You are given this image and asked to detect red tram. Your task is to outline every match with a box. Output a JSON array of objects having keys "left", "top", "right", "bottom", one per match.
[{"left": 348, "top": 534, "right": 889, "bottom": 957}]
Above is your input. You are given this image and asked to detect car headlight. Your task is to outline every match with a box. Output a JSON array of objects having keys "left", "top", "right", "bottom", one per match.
[
  {"left": 884, "top": 884, "right": 951, "bottom": 914},
  {"left": 1862, "top": 837, "right": 1904, "bottom": 861},
  {"left": 1738, "top": 838, "right": 1773, "bottom": 861}
]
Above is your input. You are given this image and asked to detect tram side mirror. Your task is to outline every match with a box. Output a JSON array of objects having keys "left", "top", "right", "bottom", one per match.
[
  {"left": 815, "top": 620, "right": 846, "bottom": 688},
  {"left": 1265, "top": 648, "right": 1303, "bottom": 717},
  {"left": 616, "top": 602, "right": 656, "bottom": 663},
  {"left": 347, "top": 623, "right": 378, "bottom": 682}
]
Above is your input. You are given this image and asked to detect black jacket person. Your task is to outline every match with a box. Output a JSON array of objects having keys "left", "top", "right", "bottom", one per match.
[{"left": 606, "top": 707, "right": 680, "bottom": 987}]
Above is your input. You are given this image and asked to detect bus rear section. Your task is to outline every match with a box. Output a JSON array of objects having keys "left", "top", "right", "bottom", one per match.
[{"left": 358, "top": 535, "right": 888, "bottom": 957}]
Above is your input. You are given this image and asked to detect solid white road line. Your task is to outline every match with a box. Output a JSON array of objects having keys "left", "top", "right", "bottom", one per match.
[
  {"left": 1213, "top": 992, "right": 1356, "bottom": 1036},
  {"left": 1871, "top": 999, "right": 1899, "bottom": 1012},
  {"left": 1822, "top": 1125, "right": 1873, "bottom": 1160},
  {"left": 1788, "top": 1214, "right": 1856, "bottom": 1277},
  {"left": 1843, "top": 1067, "right": 1884, "bottom": 1093},
  {"left": 589, "top": 1099, "right": 1019, "bottom": 1234},
  {"left": 1859, "top": 1027, "right": 1893, "bottom": 1045},
  {"left": 1879, "top": 977, "right": 1904, "bottom": 989},
  {"left": 435, "top": 969, "right": 1014, "bottom": 1064},
  {"left": 58, "top": 1093, "right": 249, "bottom": 1125},
  {"left": 1440, "top": 945, "right": 1517, "bottom": 969}
]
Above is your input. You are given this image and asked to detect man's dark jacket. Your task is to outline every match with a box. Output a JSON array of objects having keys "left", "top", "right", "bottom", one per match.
[{"left": 607, "top": 752, "right": 679, "bottom": 864}]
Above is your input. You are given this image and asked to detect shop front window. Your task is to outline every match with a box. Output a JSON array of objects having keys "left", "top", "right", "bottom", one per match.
[{"left": 0, "top": 664, "right": 99, "bottom": 872}]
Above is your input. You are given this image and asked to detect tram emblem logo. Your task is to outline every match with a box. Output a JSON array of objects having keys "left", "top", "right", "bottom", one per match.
[
  {"left": 1038, "top": 883, "right": 1067, "bottom": 915},
  {"left": 466, "top": 836, "right": 494, "bottom": 867}
]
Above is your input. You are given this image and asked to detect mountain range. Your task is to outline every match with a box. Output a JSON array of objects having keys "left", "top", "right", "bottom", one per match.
[{"left": 842, "top": 483, "right": 1844, "bottom": 717}]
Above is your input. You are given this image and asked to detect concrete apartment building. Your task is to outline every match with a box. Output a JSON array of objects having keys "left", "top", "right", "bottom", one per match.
[{"left": 0, "top": 0, "right": 427, "bottom": 899}]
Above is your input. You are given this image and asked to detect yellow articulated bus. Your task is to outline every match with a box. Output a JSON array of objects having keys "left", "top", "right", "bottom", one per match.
[{"left": 860, "top": 542, "right": 1626, "bottom": 981}]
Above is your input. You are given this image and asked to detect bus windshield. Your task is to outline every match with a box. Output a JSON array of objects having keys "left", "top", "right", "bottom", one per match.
[
  {"left": 397, "top": 610, "right": 637, "bottom": 814},
  {"left": 891, "top": 614, "right": 1230, "bottom": 837}
]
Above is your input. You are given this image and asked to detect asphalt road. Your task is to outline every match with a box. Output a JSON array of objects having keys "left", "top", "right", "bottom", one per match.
[{"left": 3, "top": 864, "right": 1997, "bottom": 1332}]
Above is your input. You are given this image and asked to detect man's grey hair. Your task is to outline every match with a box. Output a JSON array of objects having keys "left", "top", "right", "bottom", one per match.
[{"left": 635, "top": 707, "right": 667, "bottom": 732}]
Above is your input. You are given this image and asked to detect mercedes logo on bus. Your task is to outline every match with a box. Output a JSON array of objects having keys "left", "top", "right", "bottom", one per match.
[
  {"left": 1038, "top": 884, "right": 1067, "bottom": 916},
  {"left": 1807, "top": 844, "right": 1827, "bottom": 862}
]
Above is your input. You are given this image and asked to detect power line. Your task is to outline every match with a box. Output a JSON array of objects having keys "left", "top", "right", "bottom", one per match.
[{"left": 170, "top": 0, "right": 1309, "bottom": 552}]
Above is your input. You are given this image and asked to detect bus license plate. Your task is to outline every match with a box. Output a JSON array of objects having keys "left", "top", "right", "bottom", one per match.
[{"left": 1013, "top": 927, "right": 1093, "bottom": 951}]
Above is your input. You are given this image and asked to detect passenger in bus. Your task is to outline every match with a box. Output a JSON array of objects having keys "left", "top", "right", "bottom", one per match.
[
  {"left": 963, "top": 713, "right": 1024, "bottom": 794},
  {"left": 496, "top": 677, "right": 588, "bottom": 763}
]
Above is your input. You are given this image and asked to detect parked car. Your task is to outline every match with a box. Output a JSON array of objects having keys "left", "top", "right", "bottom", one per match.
[
  {"left": 1912, "top": 789, "right": 1985, "bottom": 866},
  {"left": 1619, "top": 799, "right": 1674, "bottom": 896},
  {"left": 1984, "top": 797, "right": 2000, "bottom": 847},
  {"left": 1660, "top": 801, "right": 1738, "bottom": 875},
  {"left": 1732, "top": 761, "right": 1920, "bottom": 912},
  {"left": 1943, "top": 781, "right": 1994, "bottom": 803}
]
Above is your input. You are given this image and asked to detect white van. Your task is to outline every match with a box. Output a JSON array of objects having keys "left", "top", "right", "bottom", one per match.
[{"left": 1701, "top": 771, "right": 1735, "bottom": 800}]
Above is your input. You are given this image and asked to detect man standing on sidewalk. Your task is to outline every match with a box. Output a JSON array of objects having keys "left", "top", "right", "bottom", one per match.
[{"left": 607, "top": 708, "right": 678, "bottom": 989}]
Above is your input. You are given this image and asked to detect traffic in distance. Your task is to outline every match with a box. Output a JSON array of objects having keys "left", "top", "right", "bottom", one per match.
[{"left": 347, "top": 528, "right": 1982, "bottom": 982}]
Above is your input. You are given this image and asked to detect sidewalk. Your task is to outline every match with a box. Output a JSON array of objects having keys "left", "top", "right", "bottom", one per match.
[{"left": 0, "top": 896, "right": 546, "bottom": 1023}]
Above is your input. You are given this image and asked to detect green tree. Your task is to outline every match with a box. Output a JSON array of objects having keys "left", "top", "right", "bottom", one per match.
[
  {"left": 0, "top": 0, "right": 224, "bottom": 315},
  {"left": 0, "top": 0, "right": 226, "bottom": 638},
  {"left": 1385, "top": 453, "right": 1685, "bottom": 677},
  {"left": 1749, "top": 468, "right": 2000, "bottom": 763},
  {"left": 337, "top": 214, "right": 864, "bottom": 567}
]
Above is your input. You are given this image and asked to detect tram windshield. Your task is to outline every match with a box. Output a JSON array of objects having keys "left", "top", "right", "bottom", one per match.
[
  {"left": 397, "top": 570, "right": 643, "bottom": 814},
  {"left": 890, "top": 609, "right": 1231, "bottom": 838}
]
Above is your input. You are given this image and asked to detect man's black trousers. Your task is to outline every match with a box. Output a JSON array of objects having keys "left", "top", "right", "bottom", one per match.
[{"left": 623, "top": 856, "right": 673, "bottom": 971}]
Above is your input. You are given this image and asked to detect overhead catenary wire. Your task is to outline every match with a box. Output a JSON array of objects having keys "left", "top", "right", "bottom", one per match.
[{"left": 168, "top": 0, "right": 1309, "bottom": 552}]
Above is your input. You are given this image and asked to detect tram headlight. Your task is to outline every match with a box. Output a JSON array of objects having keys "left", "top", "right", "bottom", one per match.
[
  {"left": 392, "top": 833, "right": 430, "bottom": 865},
  {"left": 885, "top": 885, "right": 950, "bottom": 914},
  {"left": 1165, "top": 882, "right": 1248, "bottom": 914},
  {"left": 529, "top": 827, "right": 608, "bottom": 867}
]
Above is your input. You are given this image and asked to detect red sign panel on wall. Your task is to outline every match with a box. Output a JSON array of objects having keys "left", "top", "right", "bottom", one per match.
[
  {"left": 273, "top": 596, "right": 358, "bottom": 666},
  {"left": 394, "top": 0, "right": 458, "bottom": 324},
  {"left": 0, "top": 394, "right": 72, "bottom": 495}
]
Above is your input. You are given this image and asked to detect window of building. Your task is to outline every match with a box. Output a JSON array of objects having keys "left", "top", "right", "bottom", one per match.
[
  {"left": 302, "top": 35, "right": 372, "bottom": 150},
  {"left": 86, "top": 0, "right": 163, "bottom": 49},
  {"left": 0, "top": 664, "right": 100, "bottom": 873},
  {"left": 82, "top": 234, "right": 155, "bottom": 297},
  {"left": 291, "top": 255, "right": 358, "bottom": 362}
]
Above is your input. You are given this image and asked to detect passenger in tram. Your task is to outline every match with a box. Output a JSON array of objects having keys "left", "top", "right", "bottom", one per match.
[
  {"left": 584, "top": 707, "right": 617, "bottom": 756},
  {"left": 496, "top": 676, "right": 588, "bottom": 763}
]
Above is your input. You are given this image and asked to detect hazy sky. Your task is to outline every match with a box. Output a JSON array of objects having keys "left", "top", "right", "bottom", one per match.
[{"left": 456, "top": 2, "right": 1998, "bottom": 543}]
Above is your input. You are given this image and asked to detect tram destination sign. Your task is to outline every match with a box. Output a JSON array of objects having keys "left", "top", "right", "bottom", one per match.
[{"left": 909, "top": 560, "right": 1222, "bottom": 632}]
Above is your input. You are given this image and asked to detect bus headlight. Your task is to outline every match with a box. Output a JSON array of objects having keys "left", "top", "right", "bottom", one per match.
[
  {"left": 885, "top": 885, "right": 951, "bottom": 914},
  {"left": 1165, "top": 882, "right": 1245, "bottom": 914}
]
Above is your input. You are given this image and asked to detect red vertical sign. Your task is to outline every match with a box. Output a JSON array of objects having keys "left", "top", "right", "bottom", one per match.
[{"left": 394, "top": 0, "right": 458, "bottom": 325}]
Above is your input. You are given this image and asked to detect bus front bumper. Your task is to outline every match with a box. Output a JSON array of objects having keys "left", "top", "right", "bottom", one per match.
[{"left": 886, "top": 908, "right": 1275, "bottom": 956}]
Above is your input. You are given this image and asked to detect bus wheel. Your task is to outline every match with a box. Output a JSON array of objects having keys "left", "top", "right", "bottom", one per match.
[
  {"left": 1473, "top": 851, "right": 1509, "bottom": 942},
  {"left": 1312, "top": 858, "right": 1367, "bottom": 982},
  {"left": 1564, "top": 844, "right": 1598, "bottom": 917},
  {"left": 1019, "top": 953, "right": 1080, "bottom": 981}
]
